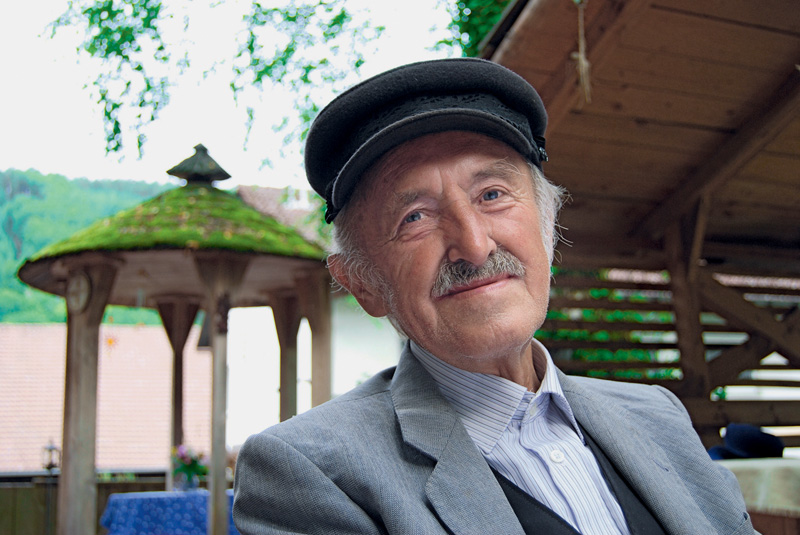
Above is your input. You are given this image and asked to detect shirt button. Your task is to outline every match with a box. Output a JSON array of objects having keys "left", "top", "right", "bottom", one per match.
[{"left": 550, "top": 450, "right": 565, "bottom": 463}]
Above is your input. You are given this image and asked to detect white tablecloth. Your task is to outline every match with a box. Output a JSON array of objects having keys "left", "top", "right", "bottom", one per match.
[{"left": 718, "top": 458, "right": 800, "bottom": 518}]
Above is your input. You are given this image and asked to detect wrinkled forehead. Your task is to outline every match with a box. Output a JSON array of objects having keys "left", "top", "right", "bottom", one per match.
[{"left": 349, "top": 131, "right": 531, "bottom": 207}]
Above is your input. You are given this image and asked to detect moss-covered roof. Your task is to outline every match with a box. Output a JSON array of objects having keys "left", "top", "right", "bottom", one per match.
[{"left": 29, "top": 183, "right": 325, "bottom": 262}]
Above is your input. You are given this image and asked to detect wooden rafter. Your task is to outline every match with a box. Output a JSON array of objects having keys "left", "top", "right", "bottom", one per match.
[
  {"left": 634, "top": 67, "right": 800, "bottom": 241},
  {"left": 697, "top": 269, "right": 800, "bottom": 367},
  {"left": 478, "top": 0, "right": 533, "bottom": 60},
  {"left": 513, "top": 0, "right": 651, "bottom": 132},
  {"left": 683, "top": 399, "right": 800, "bottom": 428},
  {"left": 703, "top": 241, "right": 800, "bottom": 278},
  {"left": 708, "top": 307, "right": 800, "bottom": 389}
]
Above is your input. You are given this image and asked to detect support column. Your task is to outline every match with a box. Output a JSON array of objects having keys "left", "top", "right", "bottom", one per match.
[
  {"left": 58, "top": 264, "right": 116, "bottom": 535},
  {"left": 664, "top": 200, "right": 710, "bottom": 399},
  {"left": 157, "top": 297, "right": 200, "bottom": 490},
  {"left": 271, "top": 293, "right": 301, "bottom": 421},
  {"left": 194, "top": 254, "right": 249, "bottom": 535},
  {"left": 297, "top": 269, "right": 333, "bottom": 407}
]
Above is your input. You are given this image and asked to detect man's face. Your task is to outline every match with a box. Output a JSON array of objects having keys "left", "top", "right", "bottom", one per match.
[{"left": 335, "top": 131, "right": 551, "bottom": 371}]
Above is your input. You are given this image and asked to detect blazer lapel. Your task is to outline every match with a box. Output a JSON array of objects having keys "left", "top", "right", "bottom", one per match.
[
  {"left": 391, "top": 345, "right": 525, "bottom": 535},
  {"left": 558, "top": 371, "right": 716, "bottom": 535}
]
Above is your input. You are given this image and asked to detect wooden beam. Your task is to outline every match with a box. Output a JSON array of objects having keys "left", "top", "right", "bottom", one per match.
[
  {"left": 665, "top": 201, "right": 711, "bottom": 396},
  {"left": 682, "top": 399, "right": 800, "bottom": 427},
  {"left": 156, "top": 296, "right": 200, "bottom": 490},
  {"left": 545, "top": 340, "right": 683, "bottom": 350},
  {"left": 703, "top": 241, "right": 800, "bottom": 279},
  {"left": 194, "top": 253, "right": 250, "bottom": 535},
  {"left": 708, "top": 307, "right": 800, "bottom": 388},
  {"left": 697, "top": 270, "right": 800, "bottom": 367},
  {"left": 554, "top": 233, "right": 665, "bottom": 271},
  {"left": 58, "top": 264, "right": 116, "bottom": 535},
  {"left": 781, "top": 435, "right": 800, "bottom": 448},
  {"left": 270, "top": 293, "right": 302, "bottom": 422},
  {"left": 296, "top": 269, "right": 333, "bottom": 408},
  {"left": 549, "top": 297, "right": 674, "bottom": 311},
  {"left": 551, "top": 276, "right": 670, "bottom": 292},
  {"left": 728, "top": 379, "right": 800, "bottom": 388},
  {"left": 557, "top": 360, "right": 679, "bottom": 372},
  {"left": 531, "top": 0, "right": 652, "bottom": 132},
  {"left": 478, "top": 0, "right": 532, "bottom": 59},
  {"left": 707, "top": 335, "right": 775, "bottom": 390},
  {"left": 542, "top": 320, "right": 735, "bottom": 332},
  {"left": 634, "top": 67, "right": 800, "bottom": 240}
]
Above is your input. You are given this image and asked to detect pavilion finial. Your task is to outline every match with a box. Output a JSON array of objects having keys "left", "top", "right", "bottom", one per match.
[{"left": 167, "top": 144, "right": 231, "bottom": 184}]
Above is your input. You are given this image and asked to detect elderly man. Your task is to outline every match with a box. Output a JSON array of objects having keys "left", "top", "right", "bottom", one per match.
[{"left": 233, "top": 58, "right": 754, "bottom": 535}]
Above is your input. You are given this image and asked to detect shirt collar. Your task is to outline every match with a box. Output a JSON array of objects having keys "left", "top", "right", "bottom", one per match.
[{"left": 410, "top": 338, "right": 584, "bottom": 454}]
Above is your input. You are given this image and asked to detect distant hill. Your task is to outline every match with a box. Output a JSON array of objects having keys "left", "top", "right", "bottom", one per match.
[{"left": 1, "top": 168, "right": 171, "bottom": 323}]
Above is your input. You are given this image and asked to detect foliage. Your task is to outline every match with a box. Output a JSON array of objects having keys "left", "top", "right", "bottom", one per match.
[
  {"left": 1, "top": 168, "right": 169, "bottom": 323},
  {"left": 437, "top": 0, "right": 513, "bottom": 57},
  {"left": 51, "top": 0, "right": 170, "bottom": 154},
  {"left": 49, "top": 0, "right": 382, "bottom": 156},
  {"left": 233, "top": 1, "right": 383, "bottom": 152}
]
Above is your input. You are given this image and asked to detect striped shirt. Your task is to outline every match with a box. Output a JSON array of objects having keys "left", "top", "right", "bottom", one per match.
[{"left": 411, "top": 339, "right": 630, "bottom": 535}]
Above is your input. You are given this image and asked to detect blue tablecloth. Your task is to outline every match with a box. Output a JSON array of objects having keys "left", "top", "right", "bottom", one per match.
[{"left": 100, "top": 489, "right": 240, "bottom": 535}]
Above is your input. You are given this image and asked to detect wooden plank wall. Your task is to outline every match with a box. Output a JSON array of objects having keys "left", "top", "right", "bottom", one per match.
[
  {"left": 542, "top": 268, "right": 800, "bottom": 449},
  {"left": 0, "top": 476, "right": 165, "bottom": 535}
]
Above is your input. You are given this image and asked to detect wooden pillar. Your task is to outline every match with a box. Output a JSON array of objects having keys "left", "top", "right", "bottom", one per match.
[
  {"left": 271, "top": 293, "right": 302, "bottom": 421},
  {"left": 157, "top": 297, "right": 200, "bottom": 490},
  {"left": 209, "top": 295, "right": 230, "bottom": 535},
  {"left": 664, "top": 198, "right": 710, "bottom": 400},
  {"left": 58, "top": 264, "right": 116, "bottom": 535},
  {"left": 194, "top": 254, "right": 249, "bottom": 535},
  {"left": 297, "top": 270, "right": 333, "bottom": 407}
]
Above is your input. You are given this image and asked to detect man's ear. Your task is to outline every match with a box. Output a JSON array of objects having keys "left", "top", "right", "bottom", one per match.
[{"left": 327, "top": 254, "right": 389, "bottom": 318}]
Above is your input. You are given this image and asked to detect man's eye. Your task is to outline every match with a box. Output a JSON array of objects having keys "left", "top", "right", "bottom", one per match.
[
  {"left": 482, "top": 190, "right": 501, "bottom": 201},
  {"left": 403, "top": 211, "right": 422, "bottom": 224}
]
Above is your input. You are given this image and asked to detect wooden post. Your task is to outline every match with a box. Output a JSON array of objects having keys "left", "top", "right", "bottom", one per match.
[
  {"left": 157, "top": 297, "right": 200, "bottom": 490},
  {"left": 664, "top": 203, "right": 710, "bottom": 399},
  {"left": 271, "top": 293, "right": 302, "bottom": 421},
  {"left": 57, "top": 264, "right": 116, "bottom": 535},
  {"left": 194, "top": 254, "right": 249, "bottom": 535},
  {"left": 209, "top": 294, "right": 230, "bottom": 535},
  {"left": 297, "top": 270, "right": 333, "bottom": 407}
]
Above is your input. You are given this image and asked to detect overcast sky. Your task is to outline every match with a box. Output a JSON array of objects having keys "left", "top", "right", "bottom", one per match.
[{"left": 0, "top": 0, "right": 455, "bottom": 190}]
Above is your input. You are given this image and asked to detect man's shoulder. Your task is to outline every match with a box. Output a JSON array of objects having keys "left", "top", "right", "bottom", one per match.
[
  {"left": 250, "top": 366, "right": 399, "bottom": 446},
  {"left": 563, "top": 373, "right": 665, "bottom": 398},
  {"left": 559, "top": 372, "right": 686, "bottom": 417}
]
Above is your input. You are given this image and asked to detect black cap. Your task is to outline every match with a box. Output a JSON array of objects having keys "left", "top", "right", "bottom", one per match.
[
  {"left": 708, "top": 423, "right": 785, "bottom": 460},
  {"left": 304, "top": 58, "right": 548, "bottom": 222}
]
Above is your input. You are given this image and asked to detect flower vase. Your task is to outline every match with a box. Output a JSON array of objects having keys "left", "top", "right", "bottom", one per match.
[{"left": 175, "top": 472, "right": 199, "bottom": 491}]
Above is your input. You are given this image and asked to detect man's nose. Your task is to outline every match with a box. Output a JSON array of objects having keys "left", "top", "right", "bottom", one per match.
[{"left": 444, "top": 202, "right": 496, "bottom": 266}]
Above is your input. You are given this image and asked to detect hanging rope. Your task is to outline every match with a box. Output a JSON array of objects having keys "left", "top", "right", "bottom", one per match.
[{"left": 570, "top": 0, "right": 592, "bottom": 104}]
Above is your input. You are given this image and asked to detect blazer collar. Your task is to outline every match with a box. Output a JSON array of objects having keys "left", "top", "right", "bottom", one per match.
[
  {"left": 558, "top": 370, "right": 715, "bottom": 535},
  {"left": 391, "top": 343, "right": 526, "bottom": 535},
  {"left": 389, "top": 344, "right": 717, "bottom": 535}
]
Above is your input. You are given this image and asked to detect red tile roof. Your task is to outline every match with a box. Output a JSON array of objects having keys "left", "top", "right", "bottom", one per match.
[{"left": 0, "top": 323, "right": 211, "bottom": 472}]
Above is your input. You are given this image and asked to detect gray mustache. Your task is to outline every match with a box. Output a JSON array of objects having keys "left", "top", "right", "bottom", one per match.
[{"left": 432, "top": 249, "right": 526, "bottom": 298}]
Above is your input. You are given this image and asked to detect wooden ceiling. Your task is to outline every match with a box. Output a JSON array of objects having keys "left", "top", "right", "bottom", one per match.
[
  {"left": 484, "top": 0, "right": 800, "bottom": 277},
  {"left": 483, "top": 0, "right": 800, "bottom": 448}
]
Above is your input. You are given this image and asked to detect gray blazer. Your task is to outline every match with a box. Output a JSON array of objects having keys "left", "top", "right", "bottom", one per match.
[{"left": 233, "top": 344, "right": 755, "bottom": 535}]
